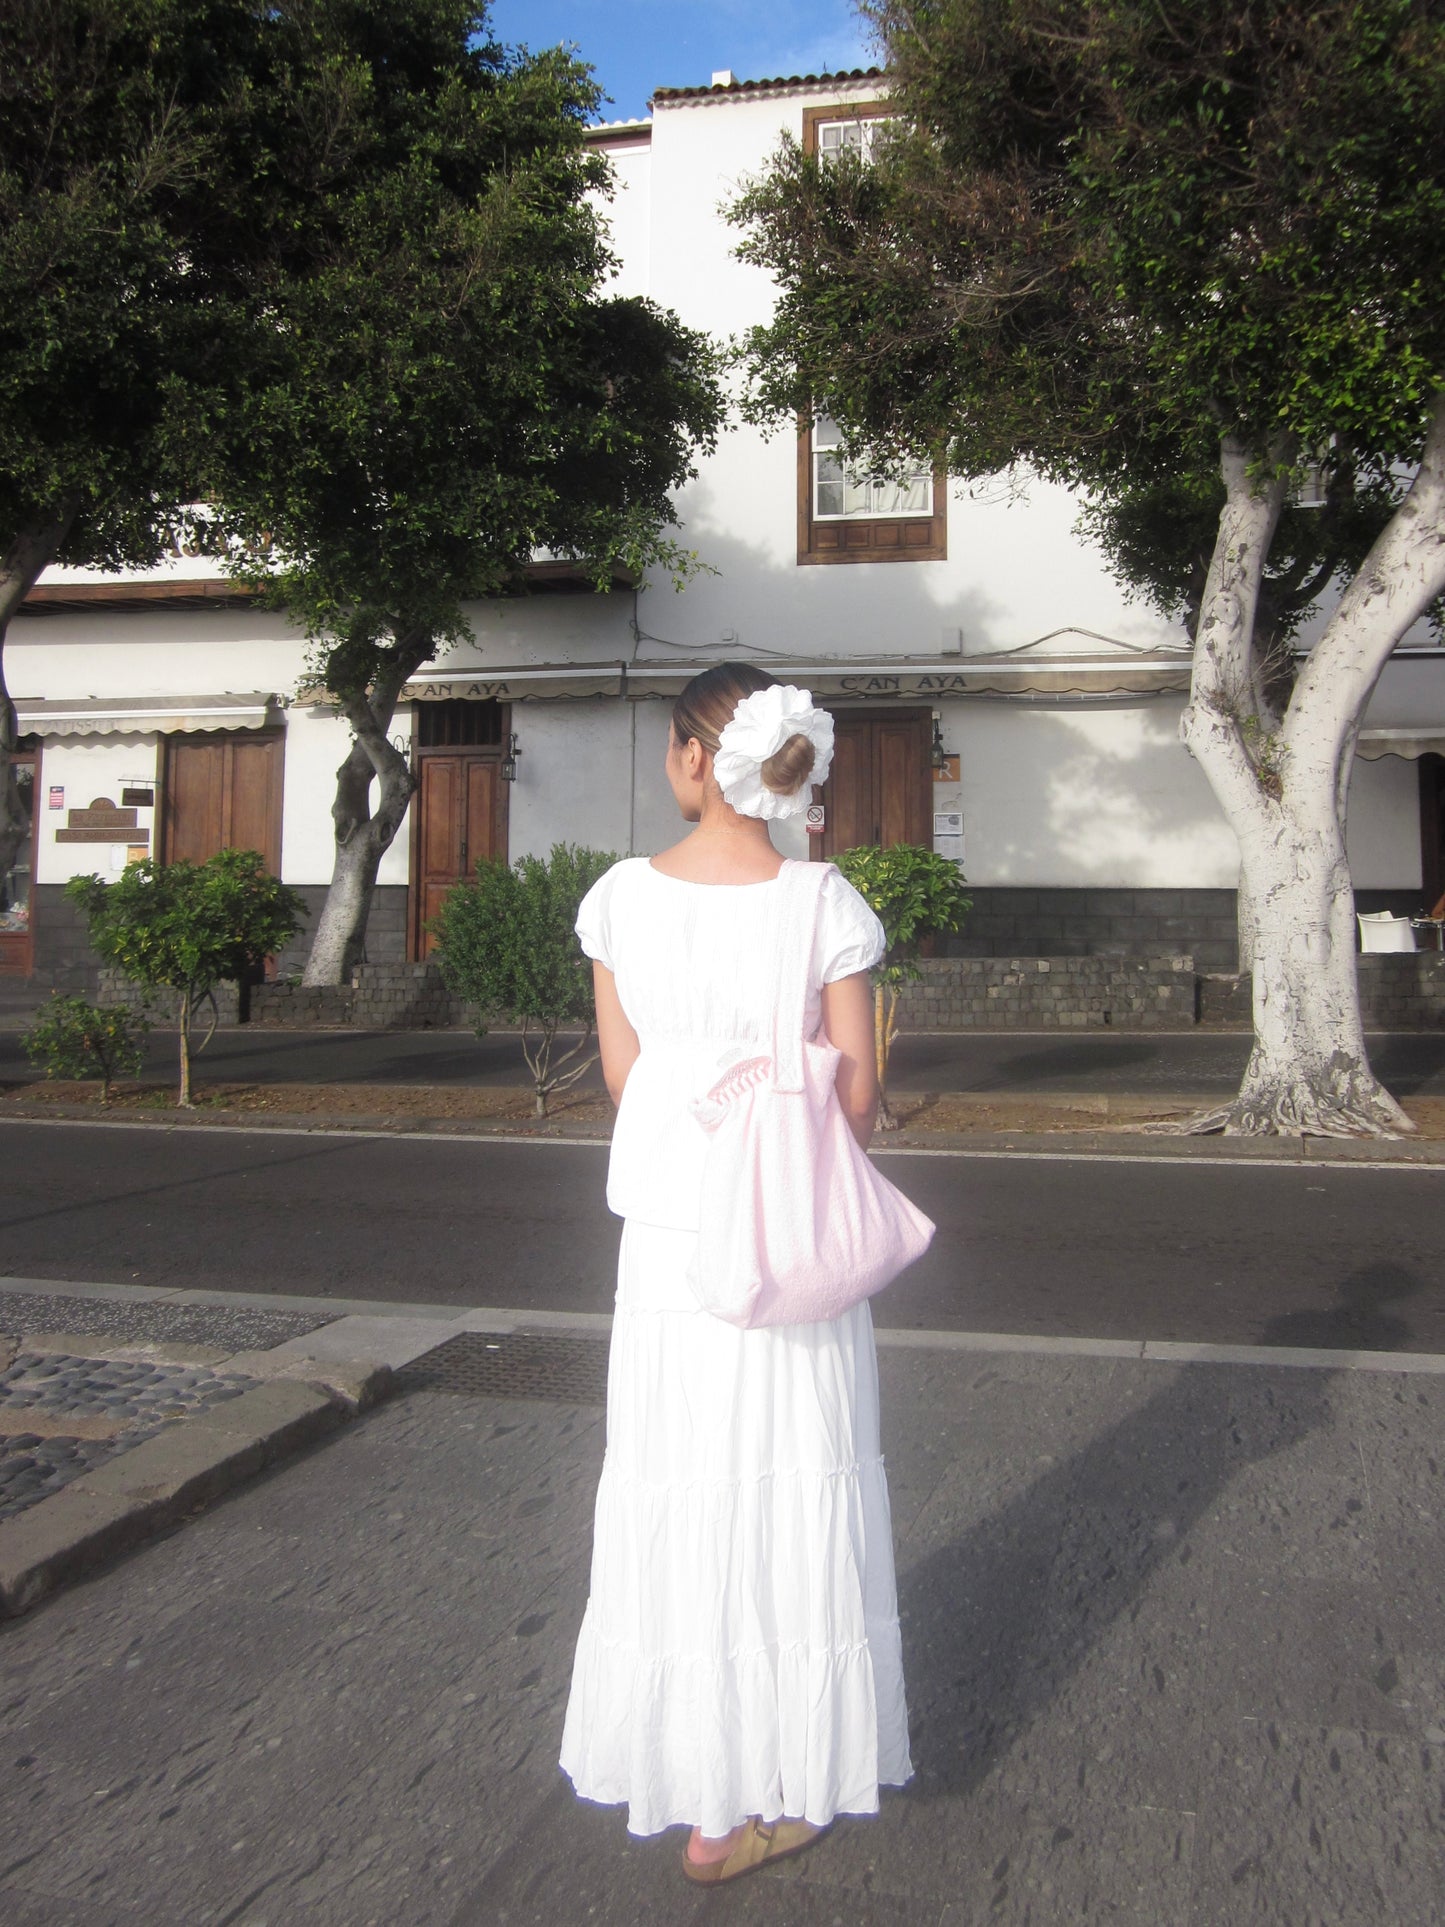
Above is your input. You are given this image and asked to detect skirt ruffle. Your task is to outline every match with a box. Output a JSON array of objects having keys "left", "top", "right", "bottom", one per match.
[{"left": 559, "top": 1218, "right": 912, "bottom": 1837}]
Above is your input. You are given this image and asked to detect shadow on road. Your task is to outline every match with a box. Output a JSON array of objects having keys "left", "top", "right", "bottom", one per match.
[
  {"left": 1366, "top": 1033, "right": 1445, "bottom": 1095},
  {"left": 911, "top": 1038, "right": 1164, "bottom": 1095},
  {"left": 899, "top": 1263, "right": 1419, "bottom": 1800}
]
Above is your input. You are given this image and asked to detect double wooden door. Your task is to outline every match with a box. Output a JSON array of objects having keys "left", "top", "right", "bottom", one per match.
[
  {"left": 162, "top": 730, "right": 284, "bottom": 871},
  {"left": 411, "top": 750, "right": 507, "bottom": 957},
  {"left": 816, "top": 709, "right": 932, "bottom": 858}
]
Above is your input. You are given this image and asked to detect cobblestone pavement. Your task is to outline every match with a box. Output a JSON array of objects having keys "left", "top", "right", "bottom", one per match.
[
  {"left": 0, "top": 1343, "right": 260, "bottom": 1522},
  {"left": 0, "top": 1291, "right": 328, "bottom": 1352}
]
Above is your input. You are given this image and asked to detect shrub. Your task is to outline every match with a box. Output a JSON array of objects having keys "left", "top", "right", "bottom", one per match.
[
  {"left": 431, "top": 843, "right": 620, "bottom": 1116},
  {"left": 67, "top": 850, "right": 305, "bottom": 1107},
  {"left": 24, "top": 996, "right": 148, "bottom": 1103},
  {"left": 834, "top": 844, "right": 972, "bottom": 1128}
]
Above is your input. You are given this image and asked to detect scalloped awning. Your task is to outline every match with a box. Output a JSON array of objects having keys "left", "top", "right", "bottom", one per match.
[
  {"left": 14, "top": 694, "right": 282, "bottom": 737},
  {"left": 1356, "top": 730, "right": 1445, "bottom": 760}
]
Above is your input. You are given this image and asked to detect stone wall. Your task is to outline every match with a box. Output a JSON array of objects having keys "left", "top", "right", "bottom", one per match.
[
  {"left": 1199, "top": 953, "right": 1445, "bottom": 1030},
  {"left": 250, "top": 961, "right": 484, "bottom": 1030},
  {"left": 896, "top": 955, "right": 1197, "bottom": 1029},
  {"left": 271, "top": 885, "right": 408, "bottom": 982},
  {"left": 29, "top": 887, "right": 100, "bottom": 992},
  {"left": 950, "top": 885, "right": 1425, "bottom": 974},
  {"left": 96, "top": 970, "right": 242, "bottom": 1027},
  {"left": 949, "top": 887, "right": 1240, "bottom": 971}
]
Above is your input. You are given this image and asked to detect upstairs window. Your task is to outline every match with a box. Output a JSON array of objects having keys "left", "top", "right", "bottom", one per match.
[
  {"left": 812, "top": 417, "right": 934, "bottom": 521},
  {"left": 797, "top": 102, "right": 946, "bottom": 566}
]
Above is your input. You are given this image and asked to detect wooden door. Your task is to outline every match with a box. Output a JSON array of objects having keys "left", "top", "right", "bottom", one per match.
[
  {"left": 817, "top": 710, "right": 931, "bottom": 858},
  {"left": 162, "top": 731, "right": 284, "bottom": 871},
  {"left": 412, "top": 750, "right": 506, "bottom": 957},
  {"left": 1420, "top": 754, "right": 1445, "bottom": 909}
]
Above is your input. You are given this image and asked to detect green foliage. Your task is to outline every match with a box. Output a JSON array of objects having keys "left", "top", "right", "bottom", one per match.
[
  {"left": 24, "top": 995, "right": 147, "bottom": 1102},
  {"left": 430, "top": 844, "right": 619, "bottom": 1115},
  {"left": 732, "top": 0, "right": 1445, "bottom": 625},
  {"left": 833, "top": 844, "right": 972, "bottom": 986},
  {"left": 67, "top": 851, "right": 304, "bottom": 999},
  {"left": 66, "top": 850, "right": 305, "bottom": 1104},
  {"left": 207, "top": 7, "right": 725, "bottom": 687}
]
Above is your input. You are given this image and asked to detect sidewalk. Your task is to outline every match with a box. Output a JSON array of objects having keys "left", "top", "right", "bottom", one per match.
[
  {"left": 0, "top": 1288, "right": 393, "bottom": 1618},
  {"left": 0, "top": 1276, "right": 1441, "bottom": 1923}
]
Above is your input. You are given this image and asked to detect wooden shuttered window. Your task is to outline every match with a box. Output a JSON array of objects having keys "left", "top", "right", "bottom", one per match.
[{"left": 796, "top": 103, "right": 947, "bottom": 568}]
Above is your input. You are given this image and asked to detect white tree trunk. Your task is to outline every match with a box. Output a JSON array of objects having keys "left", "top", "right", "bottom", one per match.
[
  {"left": 1182, "top": 398, "right": 1445, "bottom": 1135},
  {"left": 301, "top": 639, "right": 428, "bottom": 987}
]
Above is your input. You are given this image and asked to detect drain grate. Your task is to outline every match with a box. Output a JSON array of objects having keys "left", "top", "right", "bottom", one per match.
[{"left": 396, "top": 1331, "right": 611, "bottom": 1406}]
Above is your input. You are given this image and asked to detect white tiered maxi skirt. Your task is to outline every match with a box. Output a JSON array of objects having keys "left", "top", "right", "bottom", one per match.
[{"left": 559, "top": 1219, "right": 913, "bottom": 1838}]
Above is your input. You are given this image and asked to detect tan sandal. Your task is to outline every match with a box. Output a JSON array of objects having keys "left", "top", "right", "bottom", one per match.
[{"left": 680, "top": 1816, "right": 829, "bottom": 1885}]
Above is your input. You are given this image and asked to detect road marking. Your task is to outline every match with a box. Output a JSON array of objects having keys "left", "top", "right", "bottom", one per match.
[
  {"left": 4, "top": 1274, "right": 1445, "bottom": 1376},
  {"left": 3, "top": 1112, "right": 1443, "bottom": 1171}
]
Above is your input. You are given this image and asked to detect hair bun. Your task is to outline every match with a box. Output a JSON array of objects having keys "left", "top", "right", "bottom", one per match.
[{"left": 761, "top": 731, "right": 817, "bottom": 796}]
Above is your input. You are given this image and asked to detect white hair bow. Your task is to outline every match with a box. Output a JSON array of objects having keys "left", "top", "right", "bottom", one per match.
[{"left": 714, "top": 684, "right": 835, "bottom": 820}]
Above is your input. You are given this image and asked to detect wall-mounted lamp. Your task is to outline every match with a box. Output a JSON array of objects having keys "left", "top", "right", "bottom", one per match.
[
  {"left": 930, "top": 715, "right": 948, "bottom": 773},
  {"left": 500, "top": 731, "right": 521, "bottom": 782}
]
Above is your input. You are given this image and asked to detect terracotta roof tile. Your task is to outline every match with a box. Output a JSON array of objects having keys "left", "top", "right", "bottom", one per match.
[{"left": 650, "top": 67, "right": 885, "bottom": 105}]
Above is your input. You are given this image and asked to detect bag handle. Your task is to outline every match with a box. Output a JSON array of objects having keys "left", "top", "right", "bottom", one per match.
[{"left": 771, "top": 858, "right": 833, "bottom": 1093}]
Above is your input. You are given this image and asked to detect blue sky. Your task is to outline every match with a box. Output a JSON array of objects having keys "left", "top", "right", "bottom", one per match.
[{"left": 485, "top": 1, "right": 877, "bottom": 123}]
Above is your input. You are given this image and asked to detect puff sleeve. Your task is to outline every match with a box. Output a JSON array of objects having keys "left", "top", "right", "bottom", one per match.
[
  {"left": 812, "top": 867, "right": 887, "bottom": 985},
  {"left": 574, "top": 864, "right": 620, "bottom": 971}
]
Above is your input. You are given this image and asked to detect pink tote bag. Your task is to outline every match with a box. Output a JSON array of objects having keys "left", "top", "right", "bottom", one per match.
[{"left": 688, "top": 859, "right": 936, "bottom": 1329}]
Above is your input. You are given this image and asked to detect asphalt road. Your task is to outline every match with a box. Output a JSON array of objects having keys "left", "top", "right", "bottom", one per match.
[
  {"left": 6, "top": 1023, "right": 1445, "bottom": 1096},
  {"left": 3, "top": 1118, "right": 1441, "bottom": 1353}
]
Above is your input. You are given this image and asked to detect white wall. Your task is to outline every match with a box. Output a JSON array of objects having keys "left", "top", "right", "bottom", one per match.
[
  {"left": 942, "top": 696, "right": 1240, "bottom": 888},
  {"left": 277, "top": 705, "right": 413, "bottom": 889},
  {"left": 629, "top": 89, "right": 1185, "bottom": 664},
  {"left": 9, "top": 605, "right": 309, "bottom": 698},
  {"left": 508, "top": 701, "right": 636, "bottom": 862},
  {"left": 1346, "top": 756, "right": 1423, "bottom": 889},
  {"left": 34, "top": 737, "right": 160, "bottom": 885},
  {"left": 591, "top": 136, "right": 651, "bottom": 299}
]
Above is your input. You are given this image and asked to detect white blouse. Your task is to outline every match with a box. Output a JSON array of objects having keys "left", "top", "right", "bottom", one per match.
[{"left": 576, "top": 857, "right": 886, "bottom": 1230}]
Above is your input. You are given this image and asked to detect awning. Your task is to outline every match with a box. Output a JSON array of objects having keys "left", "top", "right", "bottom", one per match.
[
  {"left": 14, "top": 694, "right": 282, "bottom": 737},
  {"left": 1356, "top": 729, "right": 1445, "bottom": 761},
  {"left": 398, "top": 664, "right": 626, "bottom": 703},
  {"left": 621, "top": 655, "right": 1194, "bottom": 700}
]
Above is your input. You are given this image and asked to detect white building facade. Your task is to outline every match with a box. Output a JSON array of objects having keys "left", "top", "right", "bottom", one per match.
[{"left": 5, "top": 67, "right": 1442, "bottom": 987}]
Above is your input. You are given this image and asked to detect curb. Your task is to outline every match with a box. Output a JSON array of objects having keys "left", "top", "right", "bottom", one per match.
[
  {"left": 0, "top": 1327, "right": 395, "bottom": 1621},
  {"left": 5, "top": 1102, "right": 1445, "bottom": 1165}
]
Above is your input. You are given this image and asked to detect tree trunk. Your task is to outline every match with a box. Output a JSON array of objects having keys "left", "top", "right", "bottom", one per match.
[
  {"left": 0, "top": 501, "right": 82, "bottom": 890},
  {"left": 1181, "top": 399, "right": 1445, "bottom": 1135},
  {"left": 874, "top": 981, "right": 900, "bottom": 1131},
  {"left": 302, "top": 633, "right": 431, "bottom": 986},
  {"left": 1191, "top": 814, "right": 1410, "bottom": 1135},
  {"left": 177, "top": 993, "right": 193, "bottom": 1109}
]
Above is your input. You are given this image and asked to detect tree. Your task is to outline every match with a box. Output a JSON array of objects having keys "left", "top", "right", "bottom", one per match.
[
  {"left": 430, "top": 843, "right": 617, "bottom": 1117},
  {"left": 24, "top": 996, "right": 148, "bottom": 1104},
  {"left": 733, "top": 0, "right": 1445, "bottom": 1136},
  {"left": 833, "top": 844, "right": 972, "bottom": 1129},
  {"left": 209, "top": 8, "right": 722, "bottom": 985},
  {"left": 2, "top": 0, "right": 230, "bottom": 897},
  {"left": 67, "top": 850, "right": 305, "bottom": 1106},
  {"left": 1, "top": 0, "right": 469, "bottom": 898}
]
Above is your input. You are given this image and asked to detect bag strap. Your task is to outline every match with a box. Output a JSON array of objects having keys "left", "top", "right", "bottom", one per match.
[{"left": 770, "top": 858, "right": 833, "bottom": 1093}]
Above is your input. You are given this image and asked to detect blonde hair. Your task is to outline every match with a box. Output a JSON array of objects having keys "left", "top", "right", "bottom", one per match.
[{"left": 671, "top": 662, "right": 816, "bottom": 797}]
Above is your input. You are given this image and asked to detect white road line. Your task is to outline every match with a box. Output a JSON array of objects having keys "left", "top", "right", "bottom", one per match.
[
  {"left": 3, "top": 1111, "right": 1443, "bottom": 1170},
  {"left": 3, "top": 1275, "right": 1445, "bottom": 1375}
]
